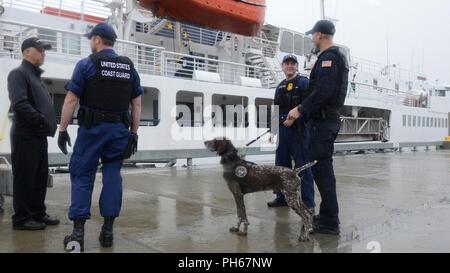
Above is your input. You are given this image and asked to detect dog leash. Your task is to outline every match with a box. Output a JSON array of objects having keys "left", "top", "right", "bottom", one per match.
[{"left": 245, "top": 129, "right": 271, "bottom": 147}]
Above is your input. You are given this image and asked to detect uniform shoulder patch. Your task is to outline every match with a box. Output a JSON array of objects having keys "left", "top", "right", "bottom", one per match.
[{"left": 322, "top": 60, "right": 333, "bottom": 68}]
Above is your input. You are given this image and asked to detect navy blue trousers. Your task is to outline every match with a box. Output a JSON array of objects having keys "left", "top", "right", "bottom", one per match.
[
  {"left": 275, "top": 122, "right": 315, "bottom": 209},
  {"left": 69, "top": 122, "right": 129, "bottom": 220}
]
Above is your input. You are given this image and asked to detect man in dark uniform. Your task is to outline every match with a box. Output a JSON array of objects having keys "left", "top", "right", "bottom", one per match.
[
  {"left": 58, "top": 23, "right": 142, "bottom": 251},
  {"left": 288, "top": 20, "right": 349, "bottom": 235},
  {"left": 7, "top": 37, "right": 59, "bottom": 230},
  {"left": 267, "top": 54, "right": 315, "bottom": 212}
]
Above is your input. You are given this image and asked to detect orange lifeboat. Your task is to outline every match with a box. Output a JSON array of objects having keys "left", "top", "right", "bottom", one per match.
[{"left": 139, "top": 0, "right": 266, "bottom": 36}]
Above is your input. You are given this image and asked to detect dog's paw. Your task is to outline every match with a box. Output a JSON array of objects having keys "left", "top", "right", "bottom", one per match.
[{"left": 229, "top": 227, "right": 240, "bottom": 233}]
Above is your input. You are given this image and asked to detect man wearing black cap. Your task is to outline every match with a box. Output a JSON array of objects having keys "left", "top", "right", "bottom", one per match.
[
  {"left": 7, "top": 37, "right": 59, "bottom": 230},
  {"left": 287, "top": 20, "right": 349, "bottom": 235},
  {"left": 266, "top": 54, "right": 315, "bottom": 213},
  {"left": 58, "top": 23, "right": 142, "bottom": 251}
]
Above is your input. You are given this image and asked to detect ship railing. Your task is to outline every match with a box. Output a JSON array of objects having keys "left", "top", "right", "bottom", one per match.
[
  {"left": 180, "top": 23, "right": 227, "bottom": 47},
  {"left": 0, "top": 19, "right": 165, "bottom": 76},
  {"left": 0, "top": 0, "right": 111, "bottom": 21},
  {"left": 348, "top": 81, "right": 416, "bottom": 107},
  {"left": 161, "top": 51, "right": 276, "bottom": 89},
  {"left": 340, "top": 117, "right": 384, "bottom": 136},
  {"left": 0, "top": 19, "right": 278, "bottom": 89},
  {"left": 250, "top": 37, "right": 279, "bottom": 58},
  {"left": 352, "top": 56, "right": 428, "bottom": 84}
]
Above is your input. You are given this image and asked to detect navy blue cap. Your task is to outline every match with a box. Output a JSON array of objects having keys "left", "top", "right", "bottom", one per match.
[
  {"left": 305, "top": 20, "right": 336, "bottom": 36},
  {"left": 21, "top": 37, "right": 52, "bottom": 52},
  {"left": 84, "top": 23, "right": 117, "bottom": 42},
  {"left": 282, "top": 54, "right": 298, "bottom": 64}
]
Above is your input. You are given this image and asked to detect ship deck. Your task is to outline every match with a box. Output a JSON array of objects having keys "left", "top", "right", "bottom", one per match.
[{"left": 1, "top": 149, "right": 450, "bottom": 253}]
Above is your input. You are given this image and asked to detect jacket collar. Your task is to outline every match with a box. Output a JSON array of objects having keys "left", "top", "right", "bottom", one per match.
[{"left": 21, "top": 59, "right": 44, "bottom": 76}]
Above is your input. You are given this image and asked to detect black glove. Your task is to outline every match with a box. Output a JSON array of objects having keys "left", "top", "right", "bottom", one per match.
[
  {"left": 58, "top": 131, "right": 72, "bottom": 155},
  {"left": 121, "top": 132, "right": 138, "bottom": 160}
]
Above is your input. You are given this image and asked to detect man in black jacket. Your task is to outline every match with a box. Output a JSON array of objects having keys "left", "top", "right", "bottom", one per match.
[
  {"left": 287, "top": 20, "right": 349, "bottom": 235},
  {"left": 7, "top": 37, "right": 59, "bottom": 230}
]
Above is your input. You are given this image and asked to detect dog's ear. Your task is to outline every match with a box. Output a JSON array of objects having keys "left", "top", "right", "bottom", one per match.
[{"left": 216, "top": 139, "right": 228, "bottom": 155}]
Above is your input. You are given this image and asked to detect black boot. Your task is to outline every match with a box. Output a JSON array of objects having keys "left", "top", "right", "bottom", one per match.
[
  {"left": 99, "top": 217, "right": 115, "bottom": 248},
  {"left": 64, "top": 219, "right": 86, "bottom": 252}
]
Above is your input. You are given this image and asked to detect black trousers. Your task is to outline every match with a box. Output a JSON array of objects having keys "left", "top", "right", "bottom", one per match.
[
  {"left": 308, "top": 118, "right": 341, "bottom": 228},
  {"left": 11, "top": 134, "right": 49, "bottom": 225}
]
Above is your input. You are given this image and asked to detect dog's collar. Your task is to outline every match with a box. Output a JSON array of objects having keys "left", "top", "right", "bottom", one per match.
[
  {"left": 220, "top": 149, "right": 240, "bottom": 162},
  {"left": 219, "top": 149, "right": 236, "bottom": 157}
]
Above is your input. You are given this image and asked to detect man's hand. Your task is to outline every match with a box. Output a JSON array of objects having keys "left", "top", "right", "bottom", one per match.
[
  {"left": 122, "top": 132, "right": 138, "bottom": 160},
  {"left": 130, "top": 132, "right": 138, "bottom": 155},
  {"left": 287, "top": 107, "right": 301, "bottom": 121},
  {"left": 283, "top": 119, "right": 295, "bottom": 128},
  {"left": 58, "top": 131, "right": 71, "bottom": 155}
]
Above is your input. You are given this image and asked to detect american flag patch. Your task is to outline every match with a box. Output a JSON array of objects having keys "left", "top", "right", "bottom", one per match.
[{"left": 322, "top": 60, "right": 333, "bottom": 68}]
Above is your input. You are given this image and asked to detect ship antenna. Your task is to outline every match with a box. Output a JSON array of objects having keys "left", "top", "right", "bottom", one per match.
[{"left": 320, "top": 0, "right": 326, "bottom": 20}]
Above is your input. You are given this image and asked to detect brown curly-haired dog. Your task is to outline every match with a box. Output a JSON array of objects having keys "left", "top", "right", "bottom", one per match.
[{"left": 204, "top": 137, "right": 316, "bottom": 242}]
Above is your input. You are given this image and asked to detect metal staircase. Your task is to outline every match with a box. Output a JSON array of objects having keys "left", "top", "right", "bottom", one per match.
[{"left": 246, "top": 52, "right": 278, "bottom": 88}]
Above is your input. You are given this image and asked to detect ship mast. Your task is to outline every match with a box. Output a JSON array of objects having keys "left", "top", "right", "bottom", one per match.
[{"left": 320, "top": 0, "right": 326, "bottom": 20}]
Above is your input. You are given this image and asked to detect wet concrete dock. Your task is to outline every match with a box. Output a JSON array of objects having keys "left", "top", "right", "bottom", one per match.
[{"left": 1, "top": 150, "right": 450, "bottom": 253}]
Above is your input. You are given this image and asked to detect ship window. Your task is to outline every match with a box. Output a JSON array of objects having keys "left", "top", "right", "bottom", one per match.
[
  {"left": 435, "top": 118, "right": 437, "bottom": 127},
  {"left": 176, "top": 91, "right": 204, "bottom": 127},
  {"left": 212, "top": 94, "right": 249, "bottom": 128},
  {"left": 38, "top": 29, "right": 57, "bottom": 51},
  {"left": 395, "top": 83, "right": 400, "bottom": 91},
  {"left": 439, "top": 118, "right": 442, "bottom": 128},
  {"left": 51, "top": 93, "right": 66, "bottom": 124},
  {"left": 427, "top": 117, "right": 430, "bottom": 127},
  {"left": 418, "top": 116, "right": 421, "bottom": 127},
  {"left": 255, "top": 98, "right": 273, "bottom": 128},
  {"left": 62, "top": 33, "right": 81, "bottom": 55},
  {"left": 408, "top": 115, "right": 411, "bottom": 127},
  {"left": 445, "top": 119, "right": 448, "bottom": 128},
  {"left": 431, "top": 117, "right": 434, "bottom": 128},
  {"left": 422, "top": 117, "right": 426, "bottom": 127},
  {"left": 294, "top": 34, "right": 304, "bottom": 56},
  {"left": 141, "top": 87, "right": 160, "bottom": 126},
  {"left": 304, "top": 36, "right": 314, "bottom": 55},
  {"left": 280, "top": 31, "right": 294, "bottom": 53},
  {"left": 413, "top": 116, "right": 416, "bottom": 127},
  {"left": 207, "top": 55, "right": 219, "bottom": 73},
  {"left": 191, "top": 52, "right": 206, "bottom": 70},
  {"left": 402, "top": 115, "right": 406, "bottom": 127}
]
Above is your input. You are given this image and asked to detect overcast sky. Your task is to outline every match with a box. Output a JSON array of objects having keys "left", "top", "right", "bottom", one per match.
[{"left": 266, "top": 0, "right": 450, "bottom": 85}]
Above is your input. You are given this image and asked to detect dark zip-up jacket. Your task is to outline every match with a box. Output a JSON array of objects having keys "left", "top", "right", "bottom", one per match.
[{"left": 8, "top": 60, "right": 57, "bottom": 137}]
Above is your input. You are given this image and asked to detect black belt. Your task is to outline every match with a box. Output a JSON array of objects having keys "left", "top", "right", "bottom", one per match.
[
  {"left": 94, "top": 112, "right": 123, "bottom": 123},
  {"left": 78, "top": 108, "right": 130, "bottom": 129}
]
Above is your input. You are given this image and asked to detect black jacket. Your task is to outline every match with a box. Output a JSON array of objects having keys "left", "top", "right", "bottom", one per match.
[{"left": 8, "top": 60, "right": 57, "bottom": 137}]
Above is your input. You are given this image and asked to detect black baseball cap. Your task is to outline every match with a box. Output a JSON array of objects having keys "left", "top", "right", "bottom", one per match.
[
  {"left": 84, "top": 23, "right": 117, "bottom": 42},
  {"left": 21, "top": 37, "right": 52, "bottom": 52},
  {"left": 282, "top": 54, "right": 298, "bottom": 64},
  {"left": 305, "top": 20, "right": 336, "bottom": 36}
]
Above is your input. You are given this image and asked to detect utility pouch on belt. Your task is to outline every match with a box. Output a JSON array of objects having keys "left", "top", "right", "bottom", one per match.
[{"left": 77, "top": 108, "right": 94, "bottom": 129}]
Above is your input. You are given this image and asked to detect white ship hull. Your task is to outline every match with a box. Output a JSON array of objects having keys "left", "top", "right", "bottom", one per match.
[{"left": 0, "top": 2, "right": 448, "bottom": 164}]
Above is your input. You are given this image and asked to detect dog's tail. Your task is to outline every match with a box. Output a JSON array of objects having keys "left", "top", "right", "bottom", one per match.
[{"left": 295, "top": 161, "right": 318, "bottom": 173}]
